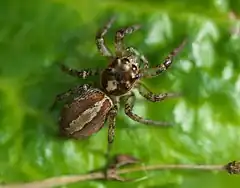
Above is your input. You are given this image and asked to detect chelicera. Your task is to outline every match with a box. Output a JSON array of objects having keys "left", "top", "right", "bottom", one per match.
[{"left": 52, "top": 17, "right": 186, "bottom": 145}]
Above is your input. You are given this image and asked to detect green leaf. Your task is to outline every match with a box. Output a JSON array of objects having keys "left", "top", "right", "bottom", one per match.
[{"left": 1, "top": 0, "right": 240, "bottom": 187}]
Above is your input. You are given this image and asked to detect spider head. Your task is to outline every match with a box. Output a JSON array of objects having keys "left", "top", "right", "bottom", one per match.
[{"left": 101, "top": 52, "right": 140, "bottom": 96}]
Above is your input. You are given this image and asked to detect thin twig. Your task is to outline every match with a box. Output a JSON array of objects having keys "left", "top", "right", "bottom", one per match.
[
  {"left": 1, "top": 161, "right": 238, "bottom": 188},
  {"left": 118, "top": 163, "right": 224, "bottom": 174}
]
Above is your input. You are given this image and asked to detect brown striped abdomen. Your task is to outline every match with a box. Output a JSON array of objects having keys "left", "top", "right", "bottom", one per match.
[{"left": 59, "top": 88, "right": 113, "bottom": 139}]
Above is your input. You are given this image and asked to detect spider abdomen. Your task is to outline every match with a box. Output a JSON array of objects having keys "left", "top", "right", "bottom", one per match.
[{"left": 59, "top": 88, "right": 113, "bottom": 139}]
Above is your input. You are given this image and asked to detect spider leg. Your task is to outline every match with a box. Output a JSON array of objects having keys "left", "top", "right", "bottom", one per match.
[
  {"left": 115, "top": 24, "right": 141, "bottom": 57},
  {"left": 51, "top": 84, "right": 91, "bottom": 110},
  {"left": 126, "top": 47, "right": 149, "bottom": 69},
  {"left": 96, "top": 17, "right": 115, "bottom": 57},
  {"left": 107, "top": 104, "right": 119, "bottom": 144},
  {"left": 141, "top": 39, "right": 187, "bottom": 78},
  {"left": 137, "top": 82, "right": 181, "bottom": 102},
  {"left": 124, "top": 92, "right": 172, "bottom": 126},
  {"left": 60, "top": 64, "right": 102, "bottom": 79},
  {"left": 105, "top": 104, "right": 119, "bottom": 166}
]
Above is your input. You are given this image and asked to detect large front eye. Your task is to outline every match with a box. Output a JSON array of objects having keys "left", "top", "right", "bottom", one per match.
[{"left": 132, "top": 64, "right": 137, "bottom": 71}]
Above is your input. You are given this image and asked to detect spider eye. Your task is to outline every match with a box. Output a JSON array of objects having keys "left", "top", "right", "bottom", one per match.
[
  {"left": 122, "top": 58, "right": 130, "bottom": 63},
  {"left": 132, "top": 64, "right": 138, "bottom": 71}
]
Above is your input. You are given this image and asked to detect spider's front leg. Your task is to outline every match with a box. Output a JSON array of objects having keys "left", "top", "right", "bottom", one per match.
[
  {"left": 124, "top": 92, "right": 172, "bottom": 126},
  {"left": 51, "top": 84, "right": 91, "bottom": 110},
  {"left": 141, "top": 39, "right": 187, "bottom": 78},
  {"left": 137, "top": 82, "right": 181, "bottom": 102},
  {"left": 115, "top": 24, "right": 141, "bottom": 57},
  {"left": 96, "top": 17, "right": 115, "bottom": 57},
  {"left": 60, "top": 64, "right": 102, "bottom": 79}
]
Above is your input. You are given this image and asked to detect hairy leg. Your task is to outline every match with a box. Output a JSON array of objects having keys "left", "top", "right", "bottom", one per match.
[
  {"left": 141, "top": 39, "right": 187, "bottom": 78},
  {"left": 105, "top": 103, "right": 119, "bottom": 174},
  {"left": 136, "top": 82, "right": 181, "bottom": 102},
  {"left": 124, "top": 92, "right": 172, "bottom": 126},
  {"left": 60, "top": 64, "right": 102, "bottom": 79},
  {"left": 115, "top": 24, "right": 141, "bottom": 57},
  {"left": 107, "top": 104, "right": 119, "bottom": 144},
  {"left": 96, "top": 17, "right": 115, "bottom": 57}
]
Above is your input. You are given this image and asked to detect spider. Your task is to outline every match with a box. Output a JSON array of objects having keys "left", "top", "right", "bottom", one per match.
[{"left": 52, "top": 17, "right": 186, "bottom": 145}]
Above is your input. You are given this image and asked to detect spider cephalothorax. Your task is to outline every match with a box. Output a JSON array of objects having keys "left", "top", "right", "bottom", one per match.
[
  {"left": 101, "top": 53, "right": 140, "bottom": 96},
  {"left": 52, "top": 17, "right": 186, "bottom": 145}
]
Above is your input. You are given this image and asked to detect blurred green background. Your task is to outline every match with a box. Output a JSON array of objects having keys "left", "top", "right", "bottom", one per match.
[{"left": 1, "top": 0, "right": 240, "bottom": 187}]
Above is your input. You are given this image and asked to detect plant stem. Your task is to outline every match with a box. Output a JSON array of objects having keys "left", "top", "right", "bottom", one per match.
[{"left": 1, "top": 161, "right": 237, "bottom": 188}]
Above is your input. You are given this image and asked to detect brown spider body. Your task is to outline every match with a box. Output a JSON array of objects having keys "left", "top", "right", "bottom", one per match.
[
  {"left": 52, "top": 17, "right": 186, "bottom": 144},
  {"left": 59, "top": 86, "right": 113, "bottom": 139},
  {"left": 101, "top": 56, "right": 140, "bottom": 96}
]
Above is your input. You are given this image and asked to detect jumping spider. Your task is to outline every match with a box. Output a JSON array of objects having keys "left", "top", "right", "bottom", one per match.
[{"left": 53, "top": 17, "right": 186, "bottom": 145}]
